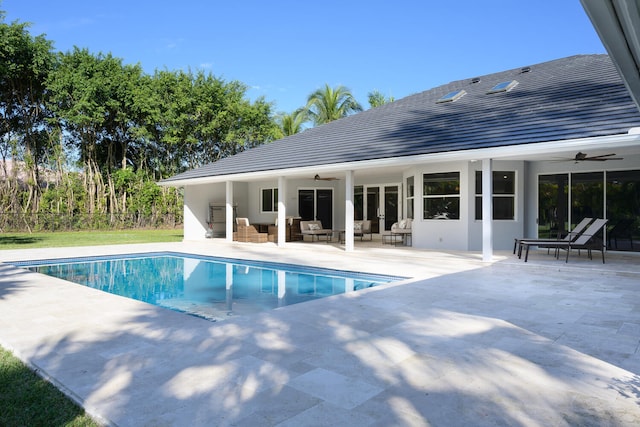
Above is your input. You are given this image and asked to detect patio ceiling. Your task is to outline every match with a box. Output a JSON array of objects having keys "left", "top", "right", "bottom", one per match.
[{"left": 581, "top": 0, "right": 640, "bottom": 110}]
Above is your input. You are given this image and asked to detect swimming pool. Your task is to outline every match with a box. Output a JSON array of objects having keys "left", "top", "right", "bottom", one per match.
[{"left": 13, "top": 252, "right": 404, "bottom": 322}]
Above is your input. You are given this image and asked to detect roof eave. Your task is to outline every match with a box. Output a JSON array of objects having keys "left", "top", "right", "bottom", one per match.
[
  {"left": 158, "top": 133, "right": 640, "bottom": 187},
  {"left": 581, "top": 0, "right": 640, "bottom": 110}
]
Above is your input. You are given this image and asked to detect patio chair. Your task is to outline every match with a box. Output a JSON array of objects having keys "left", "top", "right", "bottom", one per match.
[
  {"left": 521, "top": 218, "right": 608, "bottom": 263},
  {"left": 382, "top": 219, "right": 412, "bottom": 246},
  {"left": 234, "top": 217, "right": 268, "bottom": 243},
  {"left": 354, "top": 220, "right": 372, "bottom": 241},
  {"left": 300, "top": 220, "right": 333, "bottom": 242},
  {"left": 514, "top": 217, "right": 593, "bottom": 258}
]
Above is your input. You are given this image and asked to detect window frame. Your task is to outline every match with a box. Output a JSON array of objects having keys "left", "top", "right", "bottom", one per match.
[
  {"left": 475, "top": 171, "right": 516, "bottom": 220},
  {"left": 423, "top": 172, "right": 460, "bottom": 220},
  {"left": 260, "top": 188, "right": 278, "bottom": 213},
  {"left": 406, "top": 176, "right": 414, "bottom": 220}
]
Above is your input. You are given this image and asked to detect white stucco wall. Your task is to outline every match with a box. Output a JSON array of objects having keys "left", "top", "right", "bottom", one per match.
[
  {"left": 467, "top": 160, "right": 526, "bottom": 251},
  {"left": 183, "top": 181, "right": 248, "bottom": 241},
  {"left": 410, "top": 161, "right": 470, "bottom": 251}
]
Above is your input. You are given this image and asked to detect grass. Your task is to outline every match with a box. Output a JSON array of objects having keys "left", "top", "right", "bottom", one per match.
[
  {"left": 0, "top": 228, "right": 183, "bottom": 425},
  {"left": 0, "top": 228, "right": 183, "bottom": 249},
  {"left": 0, "top": 347, "right": 100, "bottom": 426}
]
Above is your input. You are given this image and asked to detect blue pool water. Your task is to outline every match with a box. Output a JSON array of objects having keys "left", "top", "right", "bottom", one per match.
[{"left": 15, "top": 252, "right": 403, "bottom": 322}]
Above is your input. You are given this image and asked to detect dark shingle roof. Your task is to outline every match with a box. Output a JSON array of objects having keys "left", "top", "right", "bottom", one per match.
[{"left": 162, "top": 55, "right": 640, "bottom": 183}]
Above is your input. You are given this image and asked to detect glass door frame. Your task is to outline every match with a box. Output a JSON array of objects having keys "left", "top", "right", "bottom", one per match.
[{"left": 361, "top": 183, "right": 401, "bottom": 234}]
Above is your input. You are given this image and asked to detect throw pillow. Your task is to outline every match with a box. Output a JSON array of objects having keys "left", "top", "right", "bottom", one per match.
[
  {"left": 308, "top": 223, "right": 320, "bottom": 231},
  {"left": 354, "top": 222, "right": 362, "bottom": 231}
]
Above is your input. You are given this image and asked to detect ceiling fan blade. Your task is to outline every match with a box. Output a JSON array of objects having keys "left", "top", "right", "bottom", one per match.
[
  {"left": 584, "top": 153, "right": 623, "bottom": 161},
  {"left": 587, "top": 153, "right": 617, "bottom": 158},
  {"left": 314, "top": 175, "right": 339, "bottom": 181}
]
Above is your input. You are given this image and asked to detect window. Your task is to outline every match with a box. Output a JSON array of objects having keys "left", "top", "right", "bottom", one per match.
[
  {"left": 487, "top": 80, "right": 518, "bottom": 94},
  {"left": 406, "top": 176, "right": 414, "bottom": 219},
  {"left": 423, "top": 172, "right": 460, "bottom": 220},
  {"left": 261, "top": 188, "right": 278, "bottom": 212},
  {"left": 436, "top": 89, "right": 466, "bottom": 103},
  {"left": 475, "top": 171, "right": 515, "bottom": 220}
]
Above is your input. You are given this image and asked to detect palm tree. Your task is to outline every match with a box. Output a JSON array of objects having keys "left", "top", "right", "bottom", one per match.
[
  {"left": 305, "top": 84, "right": 363, "bottom": 126},
  {"left": 276, "top": 108, "right": 308, "bottom": 136},
  {"left": 368, "top": 90, "right": 395, "bottom": 108}
]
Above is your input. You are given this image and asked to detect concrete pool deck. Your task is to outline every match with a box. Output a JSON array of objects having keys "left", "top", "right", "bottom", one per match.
[{"left": 1, "top": 240, "right": 639, "bottom": 426}]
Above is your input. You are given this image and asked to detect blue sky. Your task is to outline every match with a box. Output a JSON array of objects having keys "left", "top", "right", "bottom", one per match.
[{"left": 3, "top": 1, "right": 605, "bottom": 114}]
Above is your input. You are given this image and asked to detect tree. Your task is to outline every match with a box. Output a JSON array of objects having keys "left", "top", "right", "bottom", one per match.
[
  {"left": 276, "top": 108, "right": 308, "bottom": 136},
  {"left": 368, "top": 90, "right": 395, "bottom": 108},
  {"left": 0, "top": 14, "right": 55, "bottom": 213},
  {"left": 305, "top": 84, "right": 362, "bottom": 126}
]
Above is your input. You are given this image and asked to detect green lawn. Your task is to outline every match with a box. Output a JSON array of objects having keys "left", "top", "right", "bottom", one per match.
[
  {"left": 0, "top": 228, "right": 183, "bottom": 249},
  {"left": 0, "top": 228, "right": 183, "bottom": 425},
  {"left": 0, "top": 347, "right": 100, "bottom": 426}
]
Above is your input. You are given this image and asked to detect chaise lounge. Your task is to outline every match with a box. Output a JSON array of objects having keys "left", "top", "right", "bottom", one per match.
[
  {"left": 514, "top": 217, "right": 593, "bottom": 258},
  {"left": 520, "top": 218, "right": 608, "bottom": 263}
]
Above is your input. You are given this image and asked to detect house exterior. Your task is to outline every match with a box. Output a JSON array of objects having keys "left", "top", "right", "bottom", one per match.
[{"left": 160, "top": 55, "right": 640, "bottom": 257}]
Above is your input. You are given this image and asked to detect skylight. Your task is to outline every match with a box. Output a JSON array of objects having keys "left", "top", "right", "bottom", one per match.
[
  {"left": 487, "top": 80, "right": 518, "bottom": 94},
  {"left": 436, "top": 89, "right": 466, "bottom": 103}
]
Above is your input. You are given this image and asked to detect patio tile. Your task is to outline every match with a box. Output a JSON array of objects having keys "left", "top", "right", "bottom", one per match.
[
  {"left": 1, "top": 241, "right": 639, "bottom": 426},
  {"left": 287, "top": 368, "right": 383, "bottom": 410}
]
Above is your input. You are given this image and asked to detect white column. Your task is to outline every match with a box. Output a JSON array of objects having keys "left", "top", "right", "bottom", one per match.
[
  {"left": 345, "top": 170, "right": 355, "bottom": 252},
  {"left": 277, "top": 176, "right": 286, "bottom": 247},
  {"left": 482, "top": 158, "right": 493, "bottom": 262},
  {"left": 226, "top": 263, "right": 233, "bottom": 311},
  {"left": 225, "top": 181, "right": 234, "bottom": 242},
  {"left": 277, "top": 270, "right": 286, "bottom": 307}
]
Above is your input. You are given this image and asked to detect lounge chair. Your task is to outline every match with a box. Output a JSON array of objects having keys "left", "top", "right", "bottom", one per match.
[
  {"left": 300, "top": 220, "right": 333, "bottom": 242},
  {"left": 514, "top": 217, "right": 593, "bottom": 257},
  {"left": 521, "top": 218, "right": 608, "bottom": 263}
]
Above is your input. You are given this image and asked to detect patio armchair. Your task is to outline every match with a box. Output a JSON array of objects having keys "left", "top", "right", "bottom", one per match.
[
  {"left": 234, "top": 217, "right": 268, "bottom": 243},
  {"left": 354, "top": 220, "right": 372, "bottom": 241},
  {"left": 382, "top": 219, "right": 412, "bottom": 245},
  {"left": 300, "top": 220, "right": 333, "bottom": 242},
  {"left": 514, "top": 217, "right": 593, "bottom": 258},
  {"left": 521, "top": 218, "right": 608, "bottom": 263}
]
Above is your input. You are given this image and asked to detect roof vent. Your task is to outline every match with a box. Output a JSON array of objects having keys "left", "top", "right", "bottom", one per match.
[
  {"left": 487, "top": 80, "right": 518, "bottom": 94},
  {"left": 470, "top": 77, "right": 481, "bottom": 84},
  {"left": 436, "top": 89, "right": 467, "bottom": 103},
  {"left": 520, "top": 66, "right": 531, "bottom": 73}
]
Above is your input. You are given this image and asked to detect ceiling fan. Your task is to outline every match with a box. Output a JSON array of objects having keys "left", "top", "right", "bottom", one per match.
[
  {"left": 556, "top": 152, "right": 624, "bottom": 163},
  {"left": 314, "top": 174, "right": 339, "bottom": 181}
]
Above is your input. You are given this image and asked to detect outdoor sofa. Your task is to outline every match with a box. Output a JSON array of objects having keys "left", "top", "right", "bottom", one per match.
[{"left": 300, "top": 220, "right": 333, "bottom": 242}]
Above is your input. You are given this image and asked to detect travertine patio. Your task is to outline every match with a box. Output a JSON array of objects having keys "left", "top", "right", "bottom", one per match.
[{"left": 0, "top": 241, "right": 639, "bottom": 426}]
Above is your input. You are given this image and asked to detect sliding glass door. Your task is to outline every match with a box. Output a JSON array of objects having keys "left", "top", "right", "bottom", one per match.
[
  {"left": 538, "top": 170, "right": 639, "bottom": 251},
  {"left": 298, "top": 189, "right": 333, "bottom": 228}
]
